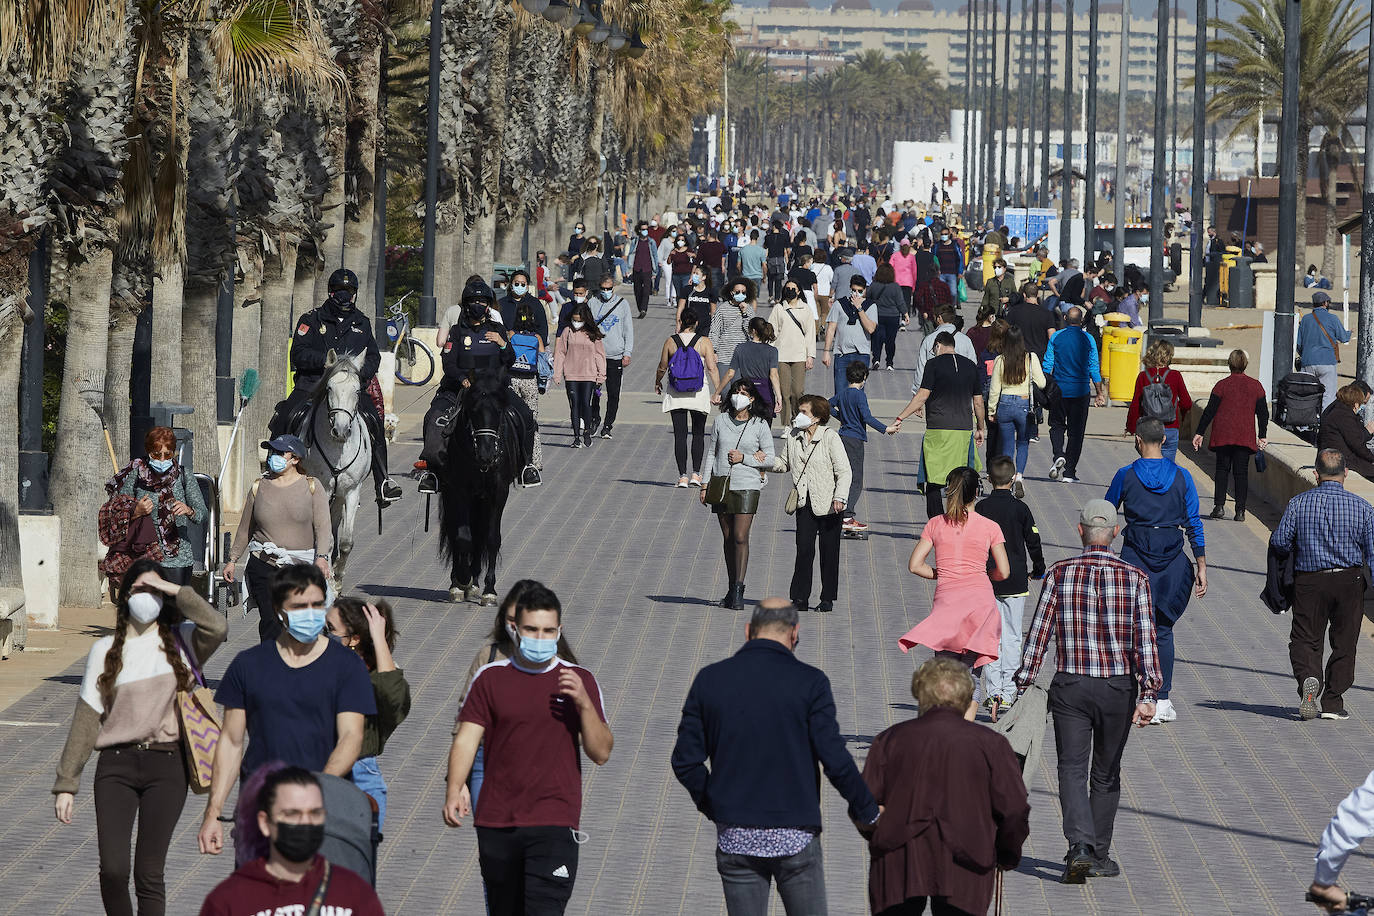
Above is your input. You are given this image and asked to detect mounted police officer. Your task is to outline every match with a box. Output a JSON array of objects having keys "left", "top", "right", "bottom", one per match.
[
  {"left": 267, "top": 268, "right": 404, "bottom": 505},
  {"left": 414, "top": 279, "right": 541, "bottom": 494}
]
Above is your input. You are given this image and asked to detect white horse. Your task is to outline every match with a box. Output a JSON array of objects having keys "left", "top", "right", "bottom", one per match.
[{"left": 295, "top": 350, "right": 373, "bottom": 592}]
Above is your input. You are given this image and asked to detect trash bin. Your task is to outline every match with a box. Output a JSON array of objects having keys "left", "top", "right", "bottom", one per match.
[
  {"left": 1099, "top": 314, "right": 1137, "bottom": 382},
  {"left": 1228, "top": 257, "right": 1254, "bottom": 309},
  {"left": 1102, "top": 326, "right": 1144, "bottom": 402},
  {"left": 1220, "top": 245, "right": 1242, "bottom": 305}
]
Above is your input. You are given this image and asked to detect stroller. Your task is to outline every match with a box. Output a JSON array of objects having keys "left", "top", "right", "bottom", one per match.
[
  {"left": 1275, "top": 370, "right": 1324, "bottom": 443},
  {"left": 318, "top": 773, "right": 382, "bottom": 887}
]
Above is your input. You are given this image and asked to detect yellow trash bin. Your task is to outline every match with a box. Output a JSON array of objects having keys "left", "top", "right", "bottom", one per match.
[
  {"left": 1103, "top": 327, "right": 1144, "bottom": 402},
  {"left": 1220, "top": 245, "right": 1241, "bottom": 305}
]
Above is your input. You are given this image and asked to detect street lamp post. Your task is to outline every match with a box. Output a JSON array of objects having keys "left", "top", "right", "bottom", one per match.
[
  {"left": 1273, "top": 0, "right": 1300, "bottom": 393},
  {"left": 986, "top": 0, "right": 999, "bottom": 219},
  {"left": 1083, "top": 0, "right": 1099, "bottom": 266},
  {"left": 1148, "top": 0, "right": 1169, "bottom": 324},
  {"left": 1113, "top": 4, "right": 1128, "bottom": 269},
  {"left": 998, "top": 0, "right": 1012, "bottom": 214},
  {"left": 419, "top": 0, "right": 441, "bottom": 327},
  {"left": 1014, "top": 0, "right": 1028, "bottom": 208},
  {"left": 1357, "top": 19, "right": 1374, "bottom": 387},
  {"left": 963, "top": 0, "right": 974, "bottom": 224},
  {"left": 1188, "top": 0, "right": 1206, "bottom": 327},
  {"left": 1059, "top": 0, "right": 1075, "bottom": 261},
  {"left": 1040, "top": 0, "right": 1051, "bottom": 209}
]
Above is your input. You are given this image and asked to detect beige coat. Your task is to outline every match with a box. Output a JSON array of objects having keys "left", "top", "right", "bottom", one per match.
[{"left": 770, "top": 425, "right": 852, "bottom": 514}]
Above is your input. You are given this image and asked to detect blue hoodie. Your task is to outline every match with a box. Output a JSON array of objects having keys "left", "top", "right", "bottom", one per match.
[{"left": 1106, "top": 458, "right": 1205, "bottom": 557}]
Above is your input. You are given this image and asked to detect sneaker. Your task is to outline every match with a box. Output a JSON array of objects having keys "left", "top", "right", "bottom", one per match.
[
  {"left": 1150, "top": 698, "right": 1177, "bottom": 724},
  {"left": 1321, "top": 708, "right": 1351, "bottom": 721},
  {"left": 1029, "top": 435, "right": 1040, "bottom": 443},
  {"left": 689, "top": 474, "right": 703, "bottom": 487},
  {"left": 850, "top": 519, "right": 869, "bottom": 530},
  {"left": 520, "top": 466, "right": 542, "bottom": 488},
  {"left": 588, "top": 418, "right": 602, "bottom": 438},
  {"left": 886, "top": 365, "right": 895, "bottom": 371},
  {"left": 1087, "top": 855, "right": 1121, "bottom": 878},
  {"left": 1060, "top": 475, "right": 1077, "bottom": 483},
  {"left": 1209, "top": 505, "right": 1227, "bottom": 520},
  {"left": 677, "top": 476, "right": 690, "bottom": 488},
  {"left": 1049, "top": 456, "right": 1066, "bottom": 480},
  {"left": 417, "top": 471, "right": 439, "bottom": 495},
  {"left": 380, "top": 479, "right": 403, "bottom": 504},
  {"left": 1299, "top": 676, "right": 1321, "bottom": 720},
  {"left": 1061, "top": 843, "right": 1093, "bottom": 885},
  {"left": 571, "top": 439, "right": 583, "bottom": 449},
  {"left": 1234, "top": 509, "right": 1246, "bottom": 522},
  {"left": 600, "top": 427, "right": 614, "bottom": 440},
  {"left": 1011, "top": 476, "right": 1025, "bottom": 500},
  {"left": 583, "top": 433, "right": 593, "bottom": 448},
  {"left": 816, "top": 600, "right": 833, "bottom": 612}
]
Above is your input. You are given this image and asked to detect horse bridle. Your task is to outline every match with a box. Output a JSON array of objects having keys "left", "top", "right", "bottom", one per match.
[{"left": 472, "top": 425, "right": 503, "bottom": 472}]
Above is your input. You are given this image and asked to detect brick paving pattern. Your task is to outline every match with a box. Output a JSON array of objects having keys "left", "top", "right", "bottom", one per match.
[{"left": 1, "top": 303, "right": 1372, "bottom": 914}]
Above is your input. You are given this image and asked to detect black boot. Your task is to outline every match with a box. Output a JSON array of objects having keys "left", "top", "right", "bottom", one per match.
[{"left": 726, "top": 582, "right": 746, "bottom": 610}]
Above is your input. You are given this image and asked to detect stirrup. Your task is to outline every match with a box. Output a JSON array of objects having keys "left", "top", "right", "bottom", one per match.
[{"left": 417, "top": 471, "right": 439, "bottom": 494}]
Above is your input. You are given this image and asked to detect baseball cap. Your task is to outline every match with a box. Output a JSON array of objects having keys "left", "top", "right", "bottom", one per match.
[
  {"left": 261, "top": 434, "right": 307, "bottom": 457},
  {"left": 1312, "top": 291, "right": 1332, "bottom": 306},
  {"left": 1079, "top": 499, "right": 1118, "bottom": 528}
]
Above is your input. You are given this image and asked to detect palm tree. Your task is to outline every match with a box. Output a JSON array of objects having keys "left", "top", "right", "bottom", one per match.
[{"left": 1202, "top": 0, "right": 1368, "bottom": 270}]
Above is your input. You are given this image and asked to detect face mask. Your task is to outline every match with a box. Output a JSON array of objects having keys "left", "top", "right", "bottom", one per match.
[
  {"left": 792, "top": 413, "right": 815, "bottom": 430},
  {"left": 518, "top": 631, "right": 559, "bottom": 664},
  {"left": 511, "top": 284, "right": 527, "bottom": 296},
  {"left": 639, "top": 229, "right": 648, "bottom": 237},
  {"left": 731, "top": 393, "right": 752, "bottom": 411},
  {"left": 267, "top": 454, "right": 289, "bottom": 475},
  {"left": 650, "top": 221, "right": 658, "bottom": 227},
  {"left": 941, "top": 234, "right": 950, "bottom": 241},
  {"left": 1140, "top": 295, "right": 1149, "bottom": 303},
  {"left": 599, "top": 289, "right": 614, "bottom": 301},
  {"left": 574, "top": 228, "right": 584, "bottom": 236},
  {"left": 283, "top": 606, "right": 327, "bottom": 643},
  {"left": 148, "top": 458, "right": 174, "bottom": 474},
  {"left": 782, "top": 289, "right": 798, "bottom": 301},
  {"left": 732, "top": 292, "right": 747, "bottom": 303},
  {"left": 691, "top": 274, "right": 703, "bottom": 284},
  {"left": 573, "top": 294, "right": 587, "bottom": 304},
  {"left": 272, "top": 821, "right": 325, "bottom": 864},
  {"left": 571, "top": 320, "right": 585, "bottom": 330},
  {"left": 127, "top": 592, "right": 163, "bottom": 625},
  {"left": 995, "top": 267, "right": 1005, "bottom": 277},
  {"left": 677, "top": 242, "right": 686, "bottom": 249}
]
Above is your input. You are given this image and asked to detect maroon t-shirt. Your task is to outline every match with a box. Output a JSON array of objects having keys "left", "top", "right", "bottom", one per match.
[
  {"left": 459, "top": 658, "right": 607, "bottom": 829},
  {"left": 697, "top": 240, "right": 727, "bottom": 271},
  {"left": 199, "top": 856, "right": 384, "bottom": 916}
]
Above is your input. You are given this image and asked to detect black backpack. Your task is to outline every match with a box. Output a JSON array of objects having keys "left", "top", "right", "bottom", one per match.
[{"left": 1275, "top": 371, "right": 1324, "bottom": 431}]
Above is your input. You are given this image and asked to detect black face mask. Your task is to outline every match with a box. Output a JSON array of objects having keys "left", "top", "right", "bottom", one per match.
[
  {"left": 272, "top": 821, "right": 325, "bottom": 863},
  {"left": 782, "top": 289, "right": 798, "bottom": 302},
  {"left": 330, "top": 291, "right": 355, "bottom": 310}
]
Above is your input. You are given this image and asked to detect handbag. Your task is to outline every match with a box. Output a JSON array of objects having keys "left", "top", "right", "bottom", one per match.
[
  {"left": 704, "top": 420, "right": 752, "bottom": 506},
  {"left": 784, "top": 433, "right": 821, "bottom": 516},
  {"left": 174, "top": 630, "right": 222, "bottom": 795},
  {"left": 957, "top": 276, "right": 968, "bottom": 302}
]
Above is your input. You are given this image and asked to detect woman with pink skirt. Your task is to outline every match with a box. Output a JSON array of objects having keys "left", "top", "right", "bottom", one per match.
[{"left": 900, "top": 467, "right": 1010, "bottom": 698}]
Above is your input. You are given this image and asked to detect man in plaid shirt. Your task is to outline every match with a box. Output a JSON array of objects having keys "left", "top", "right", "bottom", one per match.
[{"left": 1015, "top": 499, "right": 1162, "bottom": 885}]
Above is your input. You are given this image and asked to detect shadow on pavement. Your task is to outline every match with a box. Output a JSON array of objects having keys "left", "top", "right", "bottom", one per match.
[
  {"left": 1194, "top": 699, "right": 1297, "bottom": 721},
  {"left": 355, "top": 583, "right": 453, "bottom": 603},
  {"left": 646, "top": 594, "right": 722, "bottom": 607}
]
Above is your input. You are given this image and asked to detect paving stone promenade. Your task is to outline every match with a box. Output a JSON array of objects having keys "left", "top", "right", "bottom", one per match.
[{"left": 1, "top": 300, "right": 1372, "bottom": 915}]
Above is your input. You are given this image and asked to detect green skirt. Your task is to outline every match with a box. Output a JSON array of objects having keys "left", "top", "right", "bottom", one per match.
[
  {"left": 712, "top": 488, "right": 761, "bottom": 515},
  {"left": 923, "top": 428, "right": 979, "bottom": 487}
]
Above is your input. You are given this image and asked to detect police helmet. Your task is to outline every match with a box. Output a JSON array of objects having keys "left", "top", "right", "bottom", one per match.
[
  {"left": 328, "top": 268, "right": 359, "bottom": 293},
  {"left": 461, "top": 279, "right": 497, "bottom": 306}
]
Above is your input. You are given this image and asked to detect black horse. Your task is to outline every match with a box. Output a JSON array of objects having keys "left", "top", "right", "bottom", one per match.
[{"left": 437, "top": 378, "right": 528, "bottom": 605}]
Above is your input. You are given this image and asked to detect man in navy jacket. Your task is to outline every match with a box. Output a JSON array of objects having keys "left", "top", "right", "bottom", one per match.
[{"left": 672, "top": 598, "right": 879, "bottom": 915}]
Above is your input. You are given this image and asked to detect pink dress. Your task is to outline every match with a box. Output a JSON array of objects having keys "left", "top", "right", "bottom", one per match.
[{"left": 898, "top": 510, "right": 1005, "bottom": 666}]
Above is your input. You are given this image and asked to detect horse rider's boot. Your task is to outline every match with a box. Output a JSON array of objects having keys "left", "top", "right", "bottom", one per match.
[
  {"left": 417, "top": 469, "right": 439, "bottom": 495},
  {"left": 364, "top": 407, "right": 403, "bottom": 506},
  {"left": 519, "top": 465, "right": 542, "bottom": 488}
]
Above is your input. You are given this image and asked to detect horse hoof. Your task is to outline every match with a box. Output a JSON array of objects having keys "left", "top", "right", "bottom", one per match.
[
  {"left": 448, "top": 587, "right": 464, "bottom": 603},
  {"left": 480, "top": 592, "right": 498, "bottom": 607}
]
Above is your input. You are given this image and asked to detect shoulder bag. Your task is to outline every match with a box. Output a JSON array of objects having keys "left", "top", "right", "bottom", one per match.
[
  {"left": 1313, "top": 312, "right": 1341, "bottom": 362},
  {"left": 704, "top": 420, "right": 752, "bottom": 506},
  {"left": 173, "top": 630, "right": 221, "bottom": 794},
  {"left": 306, "top": 860, "right": 332, "bottom": 916},
  {"left": 784, "top": 432, "right": 821, "bottom": 515}
]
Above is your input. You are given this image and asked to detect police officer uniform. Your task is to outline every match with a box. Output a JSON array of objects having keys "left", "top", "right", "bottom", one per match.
[{"left": 268, "top": 269, "right": 403, "bottom": 505}]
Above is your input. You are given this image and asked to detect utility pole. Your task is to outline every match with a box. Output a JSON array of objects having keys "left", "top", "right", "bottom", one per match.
[
  {"left": 418, "top": 0, "right": 441, "bottom": 327},
  {"left": 1041, "top": 0, "right": 1052, "bottom": 210},
  {"left": 998, "top": 0, "right": 1012, "bottom": 214},
  {"left": 974, "top": 0, "right": 985, "bottom": 221},
  {"left": 1188, "top": 0, "right": 1206, "bottom": 327},
  {"left": 963, "top": 0, "right": 974, "bottom": 224},
  {"left": 985, "top": 0, "right": 998, "bottom": 220},
  {"left": 1148, "top": 0, "right": 1169, "bottom": 323},
  {"left": 1059, "top": 0, "right": 1075, "bottom": 261},
  {"left": 1084, "top": 0, "right": 1099, "bottom": 266},
  {"left": 1358, "top": 18, "right": 1374, "bottom": 386},
  {"left": 1169, "top": 0, "right": 1179, "bottom": 205},
  {"left": 1273, "top": 0, "right": 1300, "bottom": 393},
  {"left": 1015, "top": 0, "right": 1030, "bottom": 207},
  {"left": 1029, "top": 0, "right": 1040, "bottom": 205},
  {"left": 1113, "top": 4, "right": 1128, "bottom": 268}
]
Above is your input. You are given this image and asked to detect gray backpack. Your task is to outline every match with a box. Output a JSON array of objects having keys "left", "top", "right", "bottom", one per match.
[{"left": 1141, "top": 368, "right": 1176, "bottom": 423}]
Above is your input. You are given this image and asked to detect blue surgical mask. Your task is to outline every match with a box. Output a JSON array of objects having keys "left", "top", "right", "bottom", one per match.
[
  {"left": 267, "top": 454, "right": 289, "bottom": 475},
  {"left": 284, "top": 607, "right": 327, "bottom": 643},
  {"left": 519, "top": 631, "right": 559, "bottom": 664},
  {"left": 732, "top": 292, "right": 747, "bottom": 303},
  {"left": 148, "top": 458, "right": 173, "bottom": 473},
  {"left": 511, "top": 284, "right": 527, "bottom": 296}
]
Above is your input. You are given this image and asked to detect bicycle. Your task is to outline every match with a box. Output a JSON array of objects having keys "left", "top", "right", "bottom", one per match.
[
  {"left": 387, "top": 292, "right": 436, "bottom": 386},
  {"left": 1307, "top": 890, "right": 1374, "bottom": 914}
]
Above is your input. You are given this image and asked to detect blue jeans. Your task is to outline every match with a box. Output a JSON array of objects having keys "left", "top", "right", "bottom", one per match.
[
  {"left": 995, "top": 395, "right": 1031, "bottom": 473},
  {"left": 716, "top": 835, "right": 827, "bottom": 916},
  {"left": 940, "top": 273, "right": 959, "bottom": 301},
  {"left": 351, "top": 756, "right": 388, "bottom": 832},
  {"left": 1162, "top": 426, "right": 1179, "bottom": 463},
  {"left": 832, "top": 352, "right": 869, "bottom": 395}
]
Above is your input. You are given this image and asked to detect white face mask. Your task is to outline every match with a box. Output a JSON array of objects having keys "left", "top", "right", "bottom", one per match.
[
  {"left": 573, "top": 294, "right": 587, "bottom": 304},
  {"left": 571, "top": 320, "right": 585, "bottom": 330},
  {"left": 995, "top": 267, "right": 1005, "bottom": 277},
  {"left": 792, "top": 413, "right": 815, "bottom": 430},
  {"left": 128, "top": 591, "right": 163, "bottom": 625},
  {"left": 730, "top": 393, "right": 752, "bottom": 411}
]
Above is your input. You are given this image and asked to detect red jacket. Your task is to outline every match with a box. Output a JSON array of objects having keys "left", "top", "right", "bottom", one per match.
[
  {"left": 199, "top": 856, "right": 384, "bottom": 916},
  {"left": 1196, "top": 371, "right": 1267, "bottom": 451},
  {"left": 1126, "top": 367, "right": 1193, "bottom": 431}
]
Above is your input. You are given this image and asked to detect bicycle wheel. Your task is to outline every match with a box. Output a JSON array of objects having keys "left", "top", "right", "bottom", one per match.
[{"left": 395, "top": 337, "right": 435, "bottom": 386}]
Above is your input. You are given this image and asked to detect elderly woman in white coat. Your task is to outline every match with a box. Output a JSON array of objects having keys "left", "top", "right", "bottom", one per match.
[{"left": 768, "top": 394, "right": 852, "bottom": 612}]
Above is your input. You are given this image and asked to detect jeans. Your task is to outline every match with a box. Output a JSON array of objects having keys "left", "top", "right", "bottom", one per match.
[
  {"left": 245, "top": 555, "right": 282, "bottom": 642},
  {"left": 1048, "top": 391, "right": 1091, "bottom": 477},
  {"left": 940, "top": 273, "right": 959, "bottom": 301},
  {"left": 983, "top": 595, "right": 1025, "bottom": 702},
  {"left": 767, "top": 257, "right": 788, "bottom": 301},
  {"left": 832, "top": 352, "right": 869, "bottom": 395},
  {"left": 840, "top": 436, "right": 865, "bottom": 518},
  {"left": 94, "top": 746, "right": 188, "bottom": 916},
  {"left": 872, "top": 316, "right": 900, "bottom": 368},
  {"left": 1290, "top": 568, "right": 1366, "bottom": 713},
  {"left": 631, "top": 270, "right": 653, "bottom": 314},
  {"left": 1162, "top": 426, "right": 1179, "bottom": 463},
  {"left": 1212, "top": 444, "right": 1251, "bottom": 511},
  {"left": 995, "top": 394, "right": 1031, "bottom": 473},
  {"left": 791, "top": 506, "right": 842, "bottom": 604},
  {"left": 478, "top": 825, "right": 580, "bottom": 916},
  {"left": 1049, "top": 672, "right": 1137, "bottom": 858},
  {"left": 671, "top": 409, "right": 708, "bottom": 475},
  {"left": 671, "top": 273, "right": 692, "bottom": 302},
  {"left": 351, "top": 756, "right": 388, "bottom": 832},
  {"left": 716, "top": 835, "right": 827, "bottom": 916}
]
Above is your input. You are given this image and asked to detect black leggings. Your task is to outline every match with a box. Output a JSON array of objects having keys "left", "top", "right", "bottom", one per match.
[
  {"left": 718, "top": 512, "right": 756, "bottom": 586},
  {"left": 94, "top": 746, "right": 188, "bottom": 916},
  {"left": 566, "top": 381, "right": 595, "bottom": 437},
  {"left": 671, "top": 410, "right": 707, "bottom": 475},
  {"left": 245, "top": 555, "right": 282, "bottom": 642},
  {"left": 1212, "top": 444, "right": 1251, "bottom": 512}
]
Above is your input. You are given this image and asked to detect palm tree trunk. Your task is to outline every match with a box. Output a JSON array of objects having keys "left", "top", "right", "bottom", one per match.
[
  {"left": 255, "top": 238, "right": 301, "bottom": 444},
  {"left": 435, "top": 222, "right": 461, "bottom": 317},
  {"left": 312, "top": 128, "right": 347, "bottom": 302},
  {"left": 149, "top": 35, "right": 190, "bottom": 406},
  {"left": 105, "top": 306, "right": 139, "bottom": 466},
  {"left": 1296, "top": 118, "right": 1311, "bottom": 272},
  {"left": 182, "top": 283, "right": 221, "bottom": 472},
  {"left": 148, "top": 263, "right": 184, "bottom": 403},
  {"left": 345, "top": 41, "right": 383, "bottom": 299},
  {"left": 0, "top": 308, "right": 23, "bottom": 521},
  {"left": 52, "top": 247, "right": 116, "bottom": 606},
  {"left": 229, "top": 243, "right": 263, "bottom": 483}
]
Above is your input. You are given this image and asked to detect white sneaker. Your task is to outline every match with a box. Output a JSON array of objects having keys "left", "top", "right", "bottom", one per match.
[
  {"left": 1049, "top": 456, "right": 1065, "bottom": 480},
  {"left": 1150, "top": 698, "right": 1177, "bottom": 724}
]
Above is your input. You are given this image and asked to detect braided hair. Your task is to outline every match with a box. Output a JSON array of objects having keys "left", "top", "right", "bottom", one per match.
[{"left": 97, "top": 558, "right": 194, "bottom": 718}]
